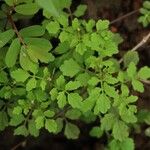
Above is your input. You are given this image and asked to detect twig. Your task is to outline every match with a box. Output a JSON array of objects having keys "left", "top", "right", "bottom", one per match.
[
  {"left": 6, "top": 9, "right": 26, "bottom": 47},
  {"left": 110, "top": 9, "right": 139, "bottom": 24},
  {"left": 119, "top": 31, "right": 150, "bottom": 63},
  {"left": 11, "top": 140, "right": 26, "bottom": 150}
]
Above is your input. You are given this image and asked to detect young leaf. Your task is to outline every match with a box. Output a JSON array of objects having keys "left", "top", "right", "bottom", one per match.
[
  {"left": 73, "top": 4, "right": 87, "bottom": 17},
  {"left": 75, "top": 42, "right": 87, "bottom": 55},
  {"left": 35, "top": 116, "right": 44, "bottom": 129},
  {"left": 36, "top": 0, "right": 59, "bottom": 17},
  {"left": 0, "top": 111, "right": 8, "bottom": 131},
  {"left": 44, "top": 110, "right": 55, "bottom": 118},
  {"left": 9, "top": 114, "right": 25, "bottom": 126},
  {"left": 89, "top": 126, "right": 103, "bottom": 138},
  {"left": 68, "top": 93, "right": 83, "bottom": 109},
  {"left": 104, "top": 82, "right": 118, "bottom": 98},
  {"left": 113, "top": 120, "right": 129, "bottom": 141},
  {"left": 95, "top": 94, "right": 111, "bottom": 114},
  {"left": 28, "top": 120, "right": 39, "bottom": 137},
  {"left": 64, "top": 122, "right": 80, "bottom": 139},
  {"left": 14, "top": 125, "right": 29, "bottom": 136},
  {"left": 101, "top": 113, "right": 116, "bottom": 131},
  {"left": 127, "top": 62, "right": 137, "bottom": 78},
  {"left": 138, "top": 66, "right": 150, "bottom": 80},
  {"left": 20, "top": 47, "right": 39, "bottom": 74},
  {"left": 60, "top": 59, "right": 80, "bottom": 77},
  {"left": 56, "top": 75, "right": 65, "bottom": 90},
  {"left": 45, "top": 119, "right": 57, "bottom": 133},
  {"left": 132, "top": 79, "right": 144, "bottom": 93},
  {"left": 15, "top": 3, "right": 39, "bottom": 15},
  {"left": 57, "top": 92, "right": 67, "bottom": 108},
  {"left": 26, "top": 78, "right": 37, "bottom": 91},
  {"left": 19, "top": 25, "right": 45, "bottom": 37},
  {"left": 0, "top": 71, "right": 8, "bottom": 83},
  {"left": 11, "top": 68, "right": 30, "bottom": 82},
  {"left": 123, "top": 51, "right": 139, "bottom": 67},
  {"left": 96, "top": 20, "right": 109, "bottom": 31},
  {"left": 46, "top": 21, "right": 60, "bottom": 34},
  {"left": 65, "top": 81, "right": 81, "bottom": 91},
  {"left": 5, "top": 38, "right": 21, "bottom": 68},
  {"left": 65, "top": 109, "right": 81, "bottom": 120}
]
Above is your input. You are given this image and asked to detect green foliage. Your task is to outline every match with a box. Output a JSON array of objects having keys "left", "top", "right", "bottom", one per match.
[
  {"left": 138, "top": 1, "right": 150, "bottom": 27},
  {"left": 0, "top": 0, "right": 150, "bottom": 149}
]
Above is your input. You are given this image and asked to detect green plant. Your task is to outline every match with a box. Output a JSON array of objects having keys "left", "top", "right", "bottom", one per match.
[
  {"left": 0, "top": 0, "right": 150, "bottom": 149},
  {"left": 138, "top": 0, "right": 150, "bottom": 27}
]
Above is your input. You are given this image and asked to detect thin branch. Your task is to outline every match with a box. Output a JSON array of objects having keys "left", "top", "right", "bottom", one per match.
[
  {"left": 11, "top": 140, "right": 26, "bottom": 150},
  {"left": 6, "top": 9, "right": 26, "bottom": 47},
  {"left": 119, "top": 31, "right": 150, "bottom": 63},
  {"left": 110, "top": 9, "right": 139, "bottom": 24}
]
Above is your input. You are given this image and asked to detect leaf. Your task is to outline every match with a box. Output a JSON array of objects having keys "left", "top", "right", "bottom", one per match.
[
  {"left": 0, "top": 29, "right": 14, "bottom": 48},
  {"left": 68, "top": 93, "right": 83, "bottom": 109},
  {"left": 44, "top": 110, "right": 55, "bottom": 118},
  {"left": 9, "top": 114, "right": 25, "bottom": 126},
  {"left": 109, "top": 138, "right": 134, "bottom": 150},
  {"left": 24, "top": 38, "right": 52, "bottom": 51},
  {"left": 11, "top": 68, "right": 30, "bottom": 82},
  {"left": 55, "top": 41, "right": 70, "bottom": 54},
  {"left": 0, "top": 71, "right": 8, "bottom": 83},
  {"left": 13, "top": 106, "right": 22, "bottom": 115},
  {"left": 5, "top": 38, "right": 21, "bottom": 68},
  {"left": 112, "top": 120, "right": 129, "bottom": 141},
  {"left": 138, "top": 66, "right": 150, "bottom": 80},
  {"left": 0, "top": 111, "right": 8, "bottom": 131},
  {"left": 46, "top": 21, "right": 60, "bottom": 34},
  {"left": 76, "top": 73, "right": 91, "bottom": 86},
  {"left": 28, "top": 120, "right": 39, "bottom": 137},
  {"left": 96, "top": 20, "right": 109, "bottom": 31},
  {"left": 35, "top": 116, "right": 44, "bottom": 129},
  {"left": 101, "top": 113, "right": 116, "bottom": 131},
  {"left": 88, "top": 76, "right": 100, "bottom": 86},
  {"left": 50, "top": 88, "right": 58, "bottom": 101},
  {"left": 65, "top": 81, "right": 81, "bottom": 91},
  {"left": 65, "top": 109, "right": 81, "bottom": 120},
  {"left": 40, "top": 80, "right": 47, "bottom": 91},
  {"left": 132, "top": 79, "right": 144, "bottom": 93},
  {"left": 119, "top": 104, "right": 137, "bottom": 123},
  {"left": 127, "top": 62, "right": 137, "bottom": 78},
  {"left": 27, "top": 45, "right": 54, "bottom": 63},
  {"left": 36, "top": 0, "right": 59, "bottom": 17},
  {"left": 14, "top": 125, "right": 29, "bottom": 136},
  {"left": 94, "top": 94, "right": 111, "bottom": 114},
  {"left": 104, "top": 82, "right": 118, "bottom": 98},
  {"left": 15, "top": 3, "right": 39, "bottom": 15},
  {"left": 26, "top": 78, "right": 37, "bottom": 91},
  {"left": 73, "top": 4, "right": 87, "bottom": 17},
  {"left": 19, "top": 25, "right": 45, "bottom": 37},
  {"left": 20, "top": 47, "right": 39, "bottom": 74},
  {"left": 57, "top": 91, "right": 67, "bottom": 108},
  {"left": 56, "top": 75, "right": 65, "bottom": 90},
  {"left": 75, "top": 42, "right": 87, "bottom": 55},
  {"left": 89, "top": 126, "right": 103, "bottom": 138},
  {"left": 64, "top": 122, "right": 80, "bottom": 139},
  {"left": 123, "top": 51, "right": 139, "bottom": 67},
  {"left": 45, "top": 119, "right": 57, "bottom": 133},
  {"left": 60, "top": 58, "right": 80, "bottom": 77}
]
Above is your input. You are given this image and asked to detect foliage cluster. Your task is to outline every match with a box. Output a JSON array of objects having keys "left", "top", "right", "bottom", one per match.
[{"left": 0, "top": 0, "right": 150, "bottom": 149}]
